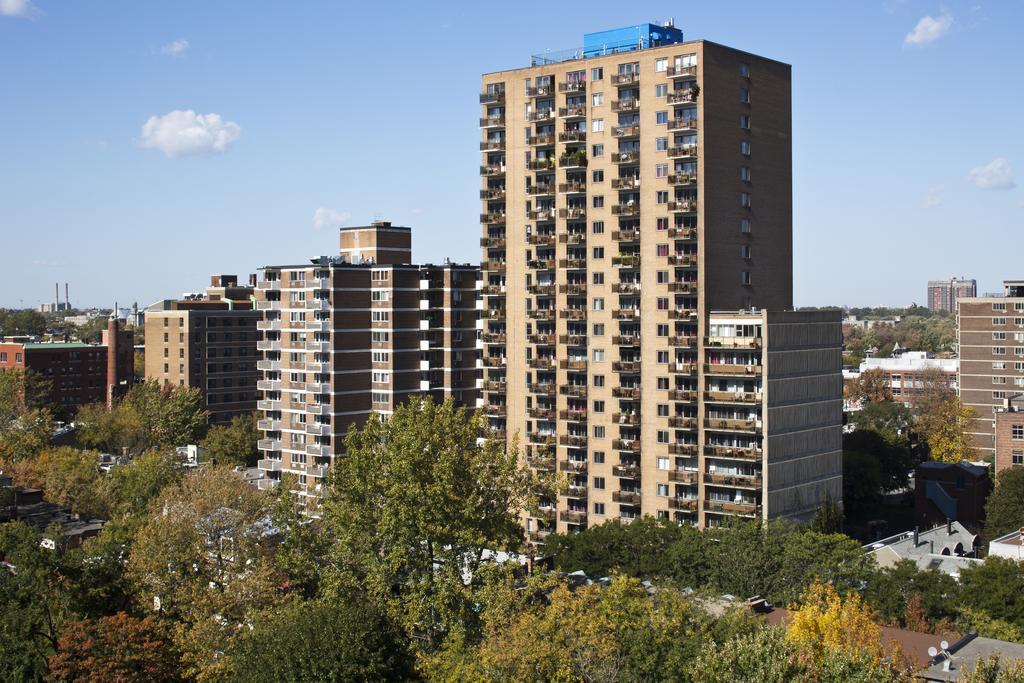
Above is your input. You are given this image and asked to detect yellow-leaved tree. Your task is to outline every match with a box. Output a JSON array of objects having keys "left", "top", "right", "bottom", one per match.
[{"left": 786, "top": 581, "right": 889, "bottom": 667}]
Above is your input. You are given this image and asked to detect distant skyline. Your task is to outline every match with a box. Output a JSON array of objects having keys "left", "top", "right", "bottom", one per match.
[{"left": 1, "top": 1, "right": 1020, "bottom": 309}]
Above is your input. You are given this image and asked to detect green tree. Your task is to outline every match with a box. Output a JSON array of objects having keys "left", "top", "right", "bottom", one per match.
[
  {"left": 843, "top": 450, "right": 885, "bottom": 519},
  {"left": 12, "top": 446, "right": 106, "bottom": 518},
  {"left": 846, "top": 368, "right": 894, "bottom": 404},
  {"left": 200, "top": 412, "right": 259, "bottom": 467},
  {"left": 544, "top": 515, "right": 686, "bottom": 579},
  {"left": 0, "top": 308, "right": 47, "bottom": 336},
  {"left": 691, "top": 627, "right": 804, "bottom": 683},
  {"left": 918, "top": 395, "right": 977, "bottom": 463},
  {"left": 48, "top": 612, "right": 182, "bottom": 683},
  {"left": 97, "top": 448, "right": 184, "bottom": 518},
  {"left": 775, "top": 531, "right": 875, "bottom": 605},
  {"left": 852, "top": 400, "right": 913, "bottom": 450},
  {"left": 985, "top": 467, "right": 1024, "bottom": 540},
  {"left": 844, "top": 429, "right": 914, "bottom": 492},
  {"left": 863, "top": 560, "right": 961, "bottom": 630},
  {"left": 322, "top": 396, "right": 550, "bottom": 655},
  {"left": 226, "top": 598, "right": 413, "bottom": 682},
  {"left": 126, "top": 466, "right": 282, "bottom": 679},
  {"left": 0, "top": 368, "right": 53, "bottom": 464},
  {"left": 959, "top": 557, "right": 1024, "bottom": 632}
]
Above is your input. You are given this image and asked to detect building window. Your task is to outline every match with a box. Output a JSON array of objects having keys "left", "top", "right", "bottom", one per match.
[
  {"left": 592, "top": 299, "right": 604, "bottom": 311},
  {"left": 593, "top": 375, "right": 605, "bottom": 387},
  {"left": 592, "top": 92, "right": 603, "bottom": 107},
  {"left": 741, "top": 140, "right": 751, "bottom": 155},
  {"left": 993, "top": 303, "right": 1007, "bottom": 311},
  {"left": 657, "top": 350, "right": 669, "bottom": 363},
  {"left": 592, "top": 272, "right": 605, "bottom": 285},
  {"left": 657, "top": 297, "right": 669, "bottom": 310},
  {"left": 741, "top": 166, "right": 751, "bottom": 182},
  {"left": 656, "top": 191, "right": 669, "bottom": 204},
  {"left": 594, "top": 502, "right": 605, "bottom": 514},
  {"left": 993, "top": 332, "right": 1007, "bottom": 340},
  {"left": 592, "top": 246, "right": 604, "bottom": 259},
  {"left": 592, "top": 144, "right": 604, "bottom": 157},
  {"left": 592, "top": 348, "right": 605, "bottom": 361},
  {"left": 741, "top": 192, "right": 751, "bottom": 207},
  {"left": 740, "top": 63, "right": 749, "bottom": 77},
  {"left": 993, "top": 318, "right": 1007, "bottom": 325},
  {"left": 593, "top": 451, "right": 605, "bottom": 464},
  {"left": 593, "top": 323, "right": 605, "bottom": 335},
  {"left": 741, "top": 217, "right": 751, "bottom": 233},
  {"left": 592, "top": 119, "right": 604, "bottom": 132},
  {"left": 740, "top": 245, "right": 751, "bottom": 259},
  {"left": 994, "top": 347, "right": 1006, "bottom": 355},
  {"left": 657, "top": 456, "right": 669, "bottom": 469},
  {"left": 1013, "top": 451, "right": 1024, "bottom": 465},
  {"left": 656, "top": 137, "right": 668, "bottom": 151},
  {"left": 741, "top": 271, "right": 752, "bottom": 286},
  {"left": 593, "top": 476, "right": 605, "bottom": 489},
  {"left": 593, "top": 425, "right": 605, "bottom": 438},
  {"left": 592, "top": 169, "right": 604, "bottom": 182},
  {"left": 657, "top": 377, "right": 669, "bottom": 389},
  {"left": 656, "top": 111, "right": 668, "bottom": 124},
  {"left": 592, "top": 67, "right": 603, "bottom": 81},
  {"left": 657, "top": 483, "right": 669, "bottom": 496},
  {"left": 655, "top": 57, "right": 668, "bottom": 72},
  {"left": 656, "top": 163, "right": 668, "bottom": 178},
  {"left": 657, "top": 430, "right": 669, "bottom": 444},
  {"left": 740, "top": 114, "right": 751, "bottom": 129},
  {"left": 657, "top": 324, "right": 669, "bottom": 336},
  {"left": 740, "top": 87, "right": 750, "bottom": 103},
  {"left": 656, "top": 244, "right": 669, "bottom": 257},
  {"left": 593, "top": 221, "right": 604, "bottom": 234},
  {"left": 593, "top": 196, "right": 604, "bottom": 208},
  {"left": 655, "top": 84, "right": 667, "bottom": 97},
  {"left": 593, "top": 400, "right": 605, "bottom": 413},
  {"left": 1014, "top": 425, "right": 1024, "bottom": 440}
]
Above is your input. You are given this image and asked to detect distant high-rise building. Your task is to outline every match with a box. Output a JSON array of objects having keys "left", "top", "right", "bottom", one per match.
[
  {"left": 254, "top": 222, "right": 480, "bottom": 500},
  {"left": 928, "top": 277, "right": 977, "bottom": 313},
  {"left": 144, "top": 275, "right": 261, "bottom": 424},
  {"left": 958, "top": 280, "right": 1024, "bottom": 458},
  {"left": 478, "top": 24, "right": 843, "bottom": 534}
]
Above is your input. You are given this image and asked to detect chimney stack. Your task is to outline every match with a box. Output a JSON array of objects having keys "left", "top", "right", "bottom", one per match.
[
  {"left": 913, "top": 527, "right": 919, "bottom": 547},
  {"left": 64, "top": 283, "right": 69, "bottom": 311},
  {"left": 54, "top": 282, "right": 59, "bottom": 309}
]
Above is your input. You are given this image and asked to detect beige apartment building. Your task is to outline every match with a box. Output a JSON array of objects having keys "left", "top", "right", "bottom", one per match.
[
  {"left": 144, "top": 275, "right": 261, "bottom": 424},
  {"left": 254, "top": 221, "right": 479, "bottom": 498},
  {"left": 479, "top": 24, "right": 842, "bottom": 534},
  {"left": 957, "top": 280, "right": 1024, "bottom": 458}
]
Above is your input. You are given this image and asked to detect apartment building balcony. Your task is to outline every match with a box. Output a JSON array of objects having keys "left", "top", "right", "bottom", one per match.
[
  {"left": 527, "top": 528, "right": 552, "bottom": 543},
  {"left": 611, "top": 204, "right": 640, "bottom": 217},
  {"left": 527, "top": 309, "right": 556, "bottom": 322},
  {"left": 558, "top": 207, "right": 587, "bottom": 220},
  {"left": 256, "top": 379, "right": 280, "bottom": 392},
  {"left": 667, "top": 118, "right": 698, "bottom": 132},
  {"left": 480, "top": 187, "right": 506, "bottom": 200},
  {"left": 535, "top": 507, "right": 558, "bottom": 523},
  {"left": 257, "top": 340, "right": 281, "bottom": 352},
  {"left": 257, "top": 457, "right": 282, "bottom": 470},
  {"left": 668, "top": 469, "right": 699, "bottom": 484},
  {"left": 479, "top": 91, "right": 505, "bottom": 104},
  {"left": 559, "top": 434, "right": 588, "bottom": 448},
  {"left": 528, "top": 433, "right": 557, "bottom": 447},
  {"left": 256, "top": 360, "right": 278, "bottom": 372},
  {"left": 704, "top": 391, "right": 762, "bottom": 404},
  {"left": 480, "top": 212, "right": 506, "bottom": 225},
  {"left": 558, "top": 80, "right": 586, "bottom": 93},
  {"left": 305, "top": 341, "right": 331, "bottom": 352},
  {"left": 668, "top": 173, "right": 698, "bottom": 187},
  {"left": 526, "top": 258, "right": 555, "bottom": 270},
  {"left": 559, "top": 384, "right": 587, "bottom": 398},
  {"left": 483, "top": 403, "right": 507, "bottom": 417},
  {"left": 666, "top": 65, "right": 697, "bottom": 78},
  {"left": 528, "top": 453, "right": 555, "bottom": 470},
  {"left": 611, "top": 72, "right": 640, "bottom": 86},
  {"left": 527, "top": 183, "right": 555, "bottom": 197},
  {"left": 556, "top": 309, "right": 585, "bottom": 323},
  {"left": 611, "top": 439, "right": 641, "bottom": 453},
  {"left": 559, "top": 130, "right": 586, "bottom": 143},
  {"left": 705, "top": 363, "right": 761, "bottom": 376},
  {"left": 257, "top": 439, "right": 281, "bottom": 452},
  {"left": 558, "top": 333, "right": 587, "bottom": 346},
  {"left": 528, "top": 407, "right": 554, "bottom": 420},
  {"left": 528, "top": 383, "right": 556, "bottom": 397},
  {"left": 558, "top": 105, "right": 587, "bottom": 119},
  {"left": 527, "top": 158, "right": 556, "bottom": 171},
  {"left": 559, "top": 408, "right": 587, "bottom": 421},
  {"left": 560, "top": 510, "right": 587, "bottom": 523},
  {"left": 669, "top": 416, "right": 698, "bottom": 429},
  {"left": 480, "top": 164, "right": 506, "bottom": 176},
  {"left": 305, "top": 320, "right": 330, "bottom": 333},
  {"left": 483, "top": 380, "right": 506, "bottom": 392},
  {"left": 668, "top": 200, "right": 698, "bottom": 214},
  {"left": 612, "top": 309, "right": 639, "bottom": 321},
  {"left": 257, "top": 280, "right": 280, "bottom": 291},
  {"left": 527, "top": 209, "right": 555, "bottom": 221},
  {"left": 612, "top": 386, "right": 641, "bottom": 399},
  {"left": 528, "top": 357, "right": 556, "bottom": 370},
  {"left": 528, "top": 234, "right": 556, "bottom": 247},
  {"left": 526, "top": 109, "right": 556, "bottom": 123},
  {"left": 704, "top": 472, "right": 763, "bottom": 488},
  {"left": 482, "top": 259, "right": 507, "bottom": 272},
  {"left": 669, "top": 389, "right": 697, "bottom": 402},
  {"left": 611, "top": 335, "right": 639, "bottom": 347},
  {"left": 305, "top": 423, "right": 330, "bottom": 437},
  {"left": 480, "top": 140, "right": 506, "bottom": 151},
  {"left": 612, "top": 282, "right": 640, "bottom": 295},
  {"left": 488, "top": 428, "right": 508, "bottom": 441},
  {"left": 668, "top": 443, "right": 699, "bottom": 456},
  {"left": 612, "top": 490, "right": 641, "bottom": 505},
  {"left": 670, "top": 362, "right": 697, "bottom": 375},
  {"left": 305, "top": 464, "right": 328, "bottom": 479},
  {"left": 612, "top": 254, "right": 641, "bottom": 268},
  {"left": 558, "top": 283, "right": 586, "bottom": 295},
  {"left": 255, "top": 300, "right": 280, "bottom": 311},
  {"left": 479, "top": 115, "right": 505, "bottom": 128},
  {"left": 305, "top": 361, "right": 329, "bottom": 373},
  {"left": 305, "top": 444, "right": 331, "bottom": 458},
  {"left": 611, "top": 177, "right": 640, "bottom": 190},
  {"left": 528, "top": 333, "right": 556, "bottom": 345},
  {"left": 705, "top": 417, "right": 761, "bottom": 433},
  {"left": 704, "top": 445, "right": 762, "bottom": 461},
  {"left": 669, "top": 308, "right": 698, "bottom": 320},
  {"left": 304, "top": 402, "right": 331, "bottom": 416},
  {"left": 480, "top": 236, "right": 506, "bottom": 248},
  {"left": 611, "top": 151, "right": 640, "bottom": 164},
  {"left": 527, "top": 134, "right": 556, "bottom": 147},
  {"left": 705, "top": 336, "right": 763, "bottom": 349},
  {"left": 304, "top": 298, "right": 331, "bottom": 311},
  {"left": 612, "top": 360, "right": 641, "bottom": 373},
  {"left": 559, "top": 459, "right": 588, "bottom": 474},
  {"left": 482, "top": 356, "right": 506, "bottom": 368},
  {"left": 559, "top": 153, "right": 587, "bottom": 169},
  {"left": 528, "top": 284, "right": 555, "bottom": 297},
  {"left": 611, "top": 125, "right": 640, "bottom": 139},
  {"left": 668, "top": 282, "right": 697, "bottom": 294},
  {"left": 667, "top": 91, "right": 698, "bottom": 104},
  {"left": 558, "top": 258, "right": 587, "bottom": 270},
  {"left": 559, "top": 358, "right": 587, "bottom": 371},
  {"left": 669, "top": 497, "right": 699, "bottom": 512},
  {"left": 526, "top": 84, "right": 553, "bottom": 97},
  {"left": 612, "top": 464, "right": 640, "bottom": 479},
  {"left": 257, "top": 399, "right": 281, "bottom": 412},
  {"left": 704, "top": 500, "right": 761, "bottom": 516},
  {"left": 482, "top": 283, "right": 506, "bottom": 296},
  {"left": 668, "top": 227, "right": 697, "bottom": 240},
  {"left": 667, "top": 145, "right": 699, "bottom": 160},
  {"left": 256, "top": 320, "right": 281, "bottom": 332},
  {"left": 257, "top": 418, "right": 281, "bottom": 431},
  {"left": 558, "top": 180, "right": 587, "bottom": 194},
  {"left": 612, "top": 412, "right": 640, "bottom": 426},
  {"left": 611, "top": 99, "right": 639, "bottom": 112},
  {"left": 482, "top": 332, "right": 507, "bottom": 344}
]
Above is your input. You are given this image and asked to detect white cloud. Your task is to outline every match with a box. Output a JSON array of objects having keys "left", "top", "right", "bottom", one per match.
[
  {"left": 904, "top": 14, "right": 953, "bottom": 47},
  {"left": 924, "top": 187, "right": 943, "bottom": 208},
  {"left": 313, "top": 207, "right": 351, "bottom": 231},
  {"left": 968, "top": 158, "right": 1015, "bottom": 190},
  {"left": 139, "top": 110, "right": 241, "bottom": 158},
  {"left": 0, "top": 0, "right": 41, "bottom": 18},
  {"left": 160, "top": 39, "right": 190, "bottom": 57}
]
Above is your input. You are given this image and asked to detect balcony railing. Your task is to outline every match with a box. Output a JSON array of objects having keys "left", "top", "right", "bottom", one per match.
[
  {"left": 670, "top": 362, "right": 697, "bottom": 375},
  {"left": 611, "top": 439, "right": 641, "bottom": 452},
  {"left": 558, "top": 105, "right": 587, "bottom": 119},
  {"left": 668, "top": 469, "right": 699, "bottom": 484},
  {"left": 480, "top": 187, "right": 506, "bottom": 200},
  {"left": 704, "top": 364, "right": 761, "bottom": 376},
  {"left": 704, "top": 472, "right": 763, "bottom": 488},
  {"left": 558, "top": 81, "right": 587, "bottom": 93},
  {"left": 528, "top": 383, "right": 557, "bottom": 396},
  {"left": 527, "top": 184, "right": 555, "bottom": 196},
  {"left": 479, "top": 91, "right": 505, "bottom": 104},
  {"left": 667, "top": 90, "right": 698, "bottom": 104},
  {"left": 611, "top": 99, "right": 639, "bottom": 112},
  {"left": 612, "top": 281, "right": 640, "bottom": 294},
  {"left": 704, "top": 500, "right": 761, "bottom": 516},
  {"left": 558, "top": 334, "right": 587, "bottom": 346},
  {"left": 668, "top": 200, "right": 698, "bottom": 214},
  {"left": 528, "top": 234, "right": 556, "bottom": 247},
  {"left": 704, "top": 391, "right": 763, "bottom": 404},
  {"left": 611, "top": 204, "right": 640, "bottom": 217},
  {"left": 559, "top": 409, "right": 588, "bottom": 421},
  {"left": 611, "top": 125, "right": 640, "bottom": 138},
  {"left": 612, "top": 254, "right": 641, "bottom": 268},
  {"left": 612, "top": 464, "right": 640, "bottom": 479},
  {"left": 528, "top": 333, "right": 556, "bottom": 345},
  {"left": 704, "top": 445, "right": 763, "bottom": 461},
  {"left": 526, "top": 109, "right": 556, "bottom": 122},
  {"left": 559, "top": 207, "right": 587, "bottom": 220},
  {"left": 559, "top": 130, "right": 586, "bottom": 143},
  {"left": 669, "top": 416, "right": 698, "bottom": 429},
  {"left": 558, "top": 283, "right": 586, "bottom": 295},
  {"left": 480, "top": 236, "right": 506, "bottom": 248},
  {"left": 704, "top": 417, "right": 761, "bottom": 433},
  {"left": 611, "top": 309, "right": 639, "bottom": 321},
  {"left": 612, "top": 490, "right": 642, "bottom": 504},
  {"left": 668, "top": 173, "right": 698, "bottom": 186},
  {"left": 526, "top": 258, "right": 555, "bottom": 269},
  {"left": 669, "top": 497, "right": 699, "bottom": 511},
  {"left": 559, "top": 358, "right": 587, "bottom": 371},
  {"left": 611, "top": 335, "right": 639, "bottom": 347},
  {"left": 558, "top": 258, "right": 587, "bottom": 270},
  {"left": 666, "top": 65, "right": 697, "bottom": 78},
  {"left": 527, "top": 357, "right": 556, "bottom": 370},
  {"left": 527, "top": 134, "right": 556, "bottom": 146},
  {"left": 480, "top": 115, "right": 506, "bottom": 128},
  {"left": 558, "top": 181, "right": 587, "bottom": 194},
  {"left": 667, "top": 118, "right": 698, "bottom": 131},
  {"left": 527, "top": 158, "right": 556, "bottom": 171},
  {"left": 612, "top": 386, "right": 641, "bottom": 399},
  {"left": 559, "top": 385, "right": 587, "bottom": 398},
  {"left": 611, "top": 73, "right": 639, "bottom": 86},
  {"left": 611, "top": 151, "right": 640, "bottom": 164},
  {"left": 559, "top": 458, "right": 588, "bottom": 472},
  {"left": 480, "top": 164, "right": 506, "bottom": 176},
  {"left": 527, "top": 209, "right": 555, "bottom": 221},
  {"left": 705, "top": 336, "right": 763, "bottom": 349},
  {"left": 668, "top": 282, "right": 697, "bottom": 294},
  {"left": 667, "top": 145, "right": 699, "bottom": 159},
  {"left": 526, "top": 84, "right": 554, "bottom": 97},
  {"left": 559, "top": 434, "right": 588, "bottom": 448},
  {"left": 612, "top": 412, "right": 639, "bottom": 426},
  {"left": 481, "top": 259, "right": 506, "bottom": 272},
  {"left": 560, "top": 510, "right": 587, "bottom": 523},
  {"left": 480, "top": 140, "right": 506, "bottom": 151},
  {"left": 528, "top": 407, "right": 554, "bottom": 419},
  {"left": 611, "top": 177, "right": 640, "bottom": 190},
  {"left": 669, "top": 389, "right": 697, "bottom": 402}
]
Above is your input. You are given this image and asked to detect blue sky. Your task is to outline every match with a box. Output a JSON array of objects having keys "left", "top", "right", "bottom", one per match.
[{"left": 1, "top": 1, "right": 1020, "bottom": 309}]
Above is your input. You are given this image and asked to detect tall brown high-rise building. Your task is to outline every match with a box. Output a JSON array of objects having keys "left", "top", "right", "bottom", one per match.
[
  {"left": 479, "top": 24, "right": 842, "bottom": 535},
  {"left": 928, "top": 277, "right": 977, "bottom": 313},
  {"left": 254, "top": 222, "right": 479, "bottom": 499},
  {"left": 957, "top": 280, "right": 1024, "bottom": 458},
  {"left": 144, "top": 275, "right": 261, "bottom": 424}
]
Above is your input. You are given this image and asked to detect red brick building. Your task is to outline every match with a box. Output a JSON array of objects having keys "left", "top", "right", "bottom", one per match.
[
  {"left": 994, "top": 394, "right": 1024, "bottom": 473},
  {"left": 914, "top": 461, "right": 991, "bottom": 530},
  {"left": 0, "top": 317, "right": 134, "bottom": 418}
]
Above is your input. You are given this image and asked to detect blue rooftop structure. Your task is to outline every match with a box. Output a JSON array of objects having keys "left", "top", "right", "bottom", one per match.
[{"left": 532, "top": 22, "right": 684, "bottom": 66}]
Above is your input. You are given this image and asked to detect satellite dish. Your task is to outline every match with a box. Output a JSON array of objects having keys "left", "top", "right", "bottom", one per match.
[
  {"left": 941, "top": 641, "right": 950, "bottom": 650},
  {"left": 928, "top": 647, "right": 938, "bottom": 657}
]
